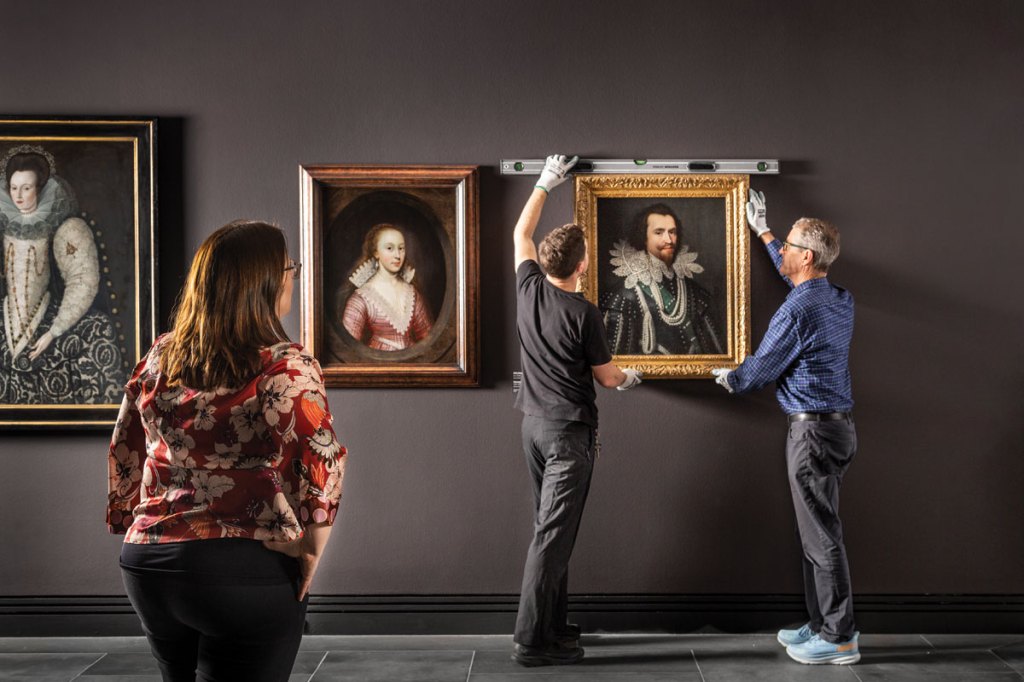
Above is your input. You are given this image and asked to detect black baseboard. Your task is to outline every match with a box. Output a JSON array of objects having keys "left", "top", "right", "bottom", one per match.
[{"left": 1, "top": 594, "right": 1021, "bottom": 637}]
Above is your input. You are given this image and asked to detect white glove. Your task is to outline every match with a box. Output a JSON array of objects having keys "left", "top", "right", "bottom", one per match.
[
  {"left": 711, "top": 368, "right": 734, "bottom": 393},
  {"left": 617, "top": 368, "right": 642, "bottom": 391},
  {"left": 536, "top": 154, "right": 578, "bottom": 193},
  {"left": 746, "top": 189, "right": 769, "bottom": 237}
]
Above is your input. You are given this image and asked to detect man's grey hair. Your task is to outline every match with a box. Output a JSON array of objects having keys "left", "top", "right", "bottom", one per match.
[{"left": 793, "top": 217, "right": 840, "bottom": 272}]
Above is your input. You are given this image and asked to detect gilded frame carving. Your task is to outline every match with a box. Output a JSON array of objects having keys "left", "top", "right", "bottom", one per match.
[
  {"left": 0, "top": 117, "right": 157, "bottom": 428},
  {"left": 299, "top": 165, "right": 479, "bottom": 387},
  {"left": 574, "top": 174, "right": 750, "bottom": 379}
]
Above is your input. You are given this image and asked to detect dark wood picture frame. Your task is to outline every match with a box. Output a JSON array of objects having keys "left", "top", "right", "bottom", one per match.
[
  {"left": 299, "top": 165, "right": 479, "bottom": 387},
  {"left": 0, "top": 117, "right": 157, "bottom": 428}
]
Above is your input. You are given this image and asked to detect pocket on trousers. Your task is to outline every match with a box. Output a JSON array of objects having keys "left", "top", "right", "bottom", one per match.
[{"left": 788, "top": 421, "right": 811, "bottom": 441}]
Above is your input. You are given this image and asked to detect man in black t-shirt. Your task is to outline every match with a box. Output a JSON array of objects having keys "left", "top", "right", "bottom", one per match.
[{"left": 511, "top": 154, "right": 641, "bottom": 667}]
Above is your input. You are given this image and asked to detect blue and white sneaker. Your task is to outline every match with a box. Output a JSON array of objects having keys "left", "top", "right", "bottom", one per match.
[
  {"left": 777, "top": 623, "right": 815, "bottom": 647},
  {"left": 786, "top": 632, "right": 860, "bottom": 665}
]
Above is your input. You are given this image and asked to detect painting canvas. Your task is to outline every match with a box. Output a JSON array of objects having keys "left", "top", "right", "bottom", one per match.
[
  {"left": 0, "top": 118, "right": 156, "bottom": 427},
  {"left": 299, "top": 165, "right": 478, "bottom": 387},
  {"left": 574, "top": 174, "right": 750, "bottom": 378}
]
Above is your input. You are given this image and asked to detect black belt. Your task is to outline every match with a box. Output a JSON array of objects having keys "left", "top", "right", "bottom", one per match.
[{"left": 788, "top": 411, "right": 851, "bottom": 422}]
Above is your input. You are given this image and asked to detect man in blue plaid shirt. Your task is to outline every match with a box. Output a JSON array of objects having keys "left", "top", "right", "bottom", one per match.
[{"left": 712, "top": 190, "right": 859, "bottom": 666}]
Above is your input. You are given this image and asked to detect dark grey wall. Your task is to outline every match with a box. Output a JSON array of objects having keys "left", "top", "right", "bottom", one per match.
[{"left": 2, "top": 1, "right": 1022, "bottom": 602}]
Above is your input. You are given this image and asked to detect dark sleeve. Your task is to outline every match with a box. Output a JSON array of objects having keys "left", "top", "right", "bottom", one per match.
[
  {"left": 601, "top": 289, "right": 639, "bottom": 355},
  {"left": 582, "top": 304, "right": 613, "bottom": 366},
  {"left": 516, "top": 260, "right": 542, "bottom": 294},
  {"left": 689, "top": 282, "right": 724, "bottom": 354}
]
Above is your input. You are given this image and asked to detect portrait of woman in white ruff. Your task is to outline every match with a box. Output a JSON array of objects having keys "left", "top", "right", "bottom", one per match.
[
  {"left": 0, "top": 145, "right": 125, "bottom": 404},
  {"left": 340, "top": 223, "right": 434, "bottom": 352},
  {"left": 324, "top": 189, "right": 450, "bottom": 366}
]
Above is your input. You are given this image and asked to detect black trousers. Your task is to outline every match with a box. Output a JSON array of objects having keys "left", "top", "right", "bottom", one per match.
[
  {"left": 120, "top": 539, "right": 307, "bottom": 682},
  {"left": 786, "top": 417, "right": 858, "bottom": 643},
  {"left": 514, "top": 416, "right": 595, "bottom": 648}
]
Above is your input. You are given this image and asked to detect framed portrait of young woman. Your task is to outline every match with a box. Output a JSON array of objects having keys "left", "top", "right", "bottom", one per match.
[
  {"left": 0, "top": 117, "right": 157, "bottom": 428},
  {"left": 299, "top": 165, "right": 479, "bottom": 387},
  {"left": 574, "top": 174, "right": 751, "bottom": 379}
]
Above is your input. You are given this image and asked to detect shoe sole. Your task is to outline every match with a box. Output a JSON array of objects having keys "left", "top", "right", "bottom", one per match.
[
  {"left": 786, "top": 649, "right": 860, "bottom": 665},
  {"left": 511, "top": 651, "right": 584, "bottom": 667}
]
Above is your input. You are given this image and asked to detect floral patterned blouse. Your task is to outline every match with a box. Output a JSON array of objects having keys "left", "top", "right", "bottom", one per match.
[{"left": 107, "top": 336, "right": 347, "bottom": 544}]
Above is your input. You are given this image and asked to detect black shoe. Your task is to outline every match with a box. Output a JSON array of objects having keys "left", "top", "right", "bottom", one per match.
[
  {"left": 555, "top": 633, "right": 580, "bottom": 648},
  {"left": 511, "top": 643, "right": 585, "bottom": 667},
  {"left": 557, "top": 623, "right": 582, "bottom": 639},
  {"left": 554, "top": 622, "right": 582, "bottom": 647}
]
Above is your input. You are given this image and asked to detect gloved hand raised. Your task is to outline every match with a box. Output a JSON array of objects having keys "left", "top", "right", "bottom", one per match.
[
  {"left": 617, "top": 368, "right": 642, "bottom": 391},
  {"left": 536, "top": 154, "right": 578, "bottom": 194},
  {"left": 711, "top": 368, "right": 734, "bottom": 393},
  {"left": 746, "top": 189, "right": 769, "bottom": 237}
]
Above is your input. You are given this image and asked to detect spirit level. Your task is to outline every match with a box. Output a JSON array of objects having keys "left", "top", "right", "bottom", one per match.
[{"left": 499, "top": 158, "right": 779, "bottom": 175}]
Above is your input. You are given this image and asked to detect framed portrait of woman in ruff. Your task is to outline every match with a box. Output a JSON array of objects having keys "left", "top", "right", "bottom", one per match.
[
  {"left": 574, "top": 174, "right": 750, "bottom": 379},
  {"left": 299, "top": 165, "right": 478, "bottom": 387},
  {"left": 0, "top": 118, "right": 156, "bottom": 428}
]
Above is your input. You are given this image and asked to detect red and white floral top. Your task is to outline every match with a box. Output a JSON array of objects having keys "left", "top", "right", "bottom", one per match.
[{"left": 107, "top": 336, "right": 347, "bottom": 544}]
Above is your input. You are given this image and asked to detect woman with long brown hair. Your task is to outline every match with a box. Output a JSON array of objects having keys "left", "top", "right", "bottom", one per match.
[{"left": 107, "top": 220, "right": 346, "bottom": 682}]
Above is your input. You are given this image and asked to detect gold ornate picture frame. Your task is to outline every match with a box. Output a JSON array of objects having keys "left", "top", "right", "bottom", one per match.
[
  {"left": 0, "top": 118, "right": 157, "bottom": 428},
  {"left": 574, "top": 174, "right": 750, "bottom": 379},
  {"left": 299, "top": 165, "right": 479, "bottom": 387}
]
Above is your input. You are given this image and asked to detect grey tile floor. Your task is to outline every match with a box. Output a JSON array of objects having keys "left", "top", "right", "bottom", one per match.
[{"left": 0, "top": 633, "right": 1022, "bottom": 681}]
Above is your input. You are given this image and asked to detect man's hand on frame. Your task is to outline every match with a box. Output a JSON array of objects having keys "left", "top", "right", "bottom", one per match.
[
  {"left": 746, "top": 189, "right": 769, "bottom": 237},
  {"left": 711, "top": 368, "right": 734, "bottom": 393},
  {"left": 617, "top": 368, "right": 642, "bottom": 391},
  {"left": 535, "top": 154, "right": 578, "bottom": 194}
]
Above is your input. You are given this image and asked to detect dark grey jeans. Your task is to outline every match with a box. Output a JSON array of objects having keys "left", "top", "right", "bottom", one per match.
[
  {"left": 786, "top": 417, "right": 858, "bottom": 643},
  {"left": 514, "top": 415, "right": 595, "bottom": 648}
]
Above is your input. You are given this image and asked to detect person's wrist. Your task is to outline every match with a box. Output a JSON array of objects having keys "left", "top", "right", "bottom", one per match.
[{"left": 534, "top": 184, "right": 550, "bottom": 194}]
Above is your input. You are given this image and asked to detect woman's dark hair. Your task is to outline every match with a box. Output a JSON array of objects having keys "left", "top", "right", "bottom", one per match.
[
  {"left": 538, "top": 224, "right": 586, "bottom": 279},
  {"left": 628, "top": 203, "right": 682, "bottom": 252},
  {"left": 161, "top": 220, "right": 290, "bottom": 389},
  {"left": 5, "top": 153, "right": 50, "bottom": 193}
]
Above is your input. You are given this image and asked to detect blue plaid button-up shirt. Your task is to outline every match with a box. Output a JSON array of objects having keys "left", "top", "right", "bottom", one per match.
[{"left": 728, "top": 239, "right": 854, "bottom": 414}]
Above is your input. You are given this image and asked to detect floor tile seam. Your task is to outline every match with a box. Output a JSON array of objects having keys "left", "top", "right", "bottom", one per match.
[
  {"left": 306, "top": 650, "right": 328, "bottom": 681},
  {"left": 68, "top": 650, "right": 107, "bottom": 680},
  {"left": 690, "top": 648, "right": 705, "bottom": 682},
  {"left": 987, "top": 648, "right": 1023, "bottom": 672},
  {"left": 990, "top": 649, "right": 1024, "bottom": 677}
]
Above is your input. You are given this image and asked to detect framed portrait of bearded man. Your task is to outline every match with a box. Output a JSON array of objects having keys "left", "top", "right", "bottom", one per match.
[
  {"left": 574, "top": 174, "right": 750, "bottom": 379},
  {"left": 299, "top": 164, "right": 479, "bottom": 387},
  {"left": 0, "top": 118, "right": 156, "bottom": 428}
]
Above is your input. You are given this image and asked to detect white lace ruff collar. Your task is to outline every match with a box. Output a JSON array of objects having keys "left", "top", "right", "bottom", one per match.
[
  {"left": 349, "top": 258, "right": 415, "bottom": 287},
  {"left": 609, "top": 240, "right": 704, "bottom": 290},
  {"left": 0, "top": 175, "right": 78, "bottom": 238}
]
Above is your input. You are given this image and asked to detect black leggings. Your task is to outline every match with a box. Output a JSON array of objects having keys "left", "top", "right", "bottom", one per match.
[{"left": 121, "top": 539, "right": 307, "bottom": 682}]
